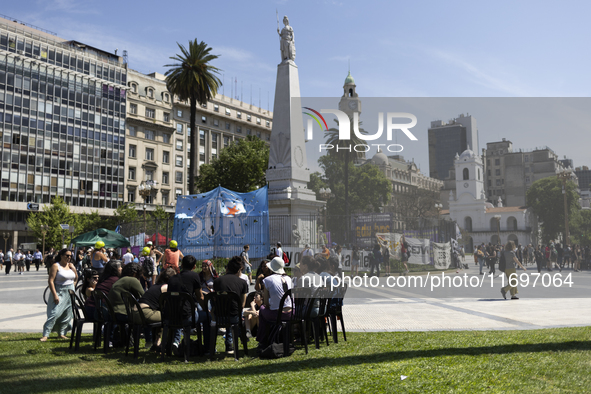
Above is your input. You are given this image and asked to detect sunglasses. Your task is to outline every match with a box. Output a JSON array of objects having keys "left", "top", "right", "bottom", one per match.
[{"left": 65, "top": 254, "right": 72, "bottom": 258}]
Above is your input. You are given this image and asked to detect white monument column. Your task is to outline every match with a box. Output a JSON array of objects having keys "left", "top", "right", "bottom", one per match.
[{"left": 266, "top": 16, "right": 324, "bottom": 248}]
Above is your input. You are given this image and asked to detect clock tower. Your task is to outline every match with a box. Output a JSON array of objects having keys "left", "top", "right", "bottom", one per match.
[
  {"left": 338, "top": 71, "right": 362, "bottom": 119},
  {"left": 454, "top": 146, "right": 485, "bottom": 201}
]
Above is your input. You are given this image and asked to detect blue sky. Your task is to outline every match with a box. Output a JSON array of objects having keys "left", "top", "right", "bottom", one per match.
[{"left": 5, "top": 0, "right": 591, "bottom": 172}]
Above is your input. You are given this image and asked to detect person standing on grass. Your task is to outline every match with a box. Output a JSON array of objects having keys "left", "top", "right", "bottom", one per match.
[
  {"left": 40, "top": 249, "right": 77, "bottom": 342},
  {"left": 241, "top": 245, "right": 253, "bottom": 285},
  {"left": 500, "top": 240, "right": 527, "bottom": 300}
]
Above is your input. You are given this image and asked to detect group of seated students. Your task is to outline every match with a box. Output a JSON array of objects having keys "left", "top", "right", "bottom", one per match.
[{"left": 77, "top": 250, "right": 340, "bottom": 355}]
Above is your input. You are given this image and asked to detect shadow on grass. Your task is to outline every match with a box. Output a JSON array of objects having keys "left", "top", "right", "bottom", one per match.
[{"left": 12, "top": 339, "right": 591, "bottom": 393}]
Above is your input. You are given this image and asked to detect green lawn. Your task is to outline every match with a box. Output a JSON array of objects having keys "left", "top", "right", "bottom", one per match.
[{"left": 1, "top": 328, "right": 590, "bottom": 393}]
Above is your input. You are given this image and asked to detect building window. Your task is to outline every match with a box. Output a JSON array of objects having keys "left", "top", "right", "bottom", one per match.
[
  {"left": 162, "top": 172, "right": 169, "bottom": 184},
  {"left": 201, "top": 116, "right": 207, "bottom": 123},
  {"left": 487, "top": 170, "right": 491, "bottom": 176},
  {"left": 200, "top": 130, "right": 206, "bottom": 143},
  {"left": 526, "top": 176, "right": 530, "bottom": 183},
  {"left": 177, "top": 110, "right": 182, "bottom": 117},
  {"left": 247, "top": 114, "right": 251, "bottom": 122},
  {"left": 163, "top": 112, "right": 170, "bottom": 122},
  {"left": 214, "top": 104, "right": 219, "bottom": 112},
  {"left": 246, "top": 129, "right": 251, "bottom": 135},
  {"left": 130, "top": 103, "right": 137, "bottom": 114},
  {"left": 488, "top": 180, "right": 491, "bottom": 186},
  {"left": 176, "top": 155, "right": 183, "bottom": 167},
  {"left": 495, "top": 169, "right": 501, "bottom": 176},
  {"left": 463, "top": 168, "right": 469, "bottom": 180},
  {"left": 176, "top": 123, "right": 183, "bottom": 134},
  {"left": 163, "top": 151, "right": 170, "bottom": 164},
  {"left": 495, "top": 159, "right": 500, "bottom": 166},
  {"left": 256, "top": 117, "right": 261, "bottom": 124},
  {"left": 236, "top": 111, "right": 242, "bottom": 119},
  {"left": 127, "top": 189, "right": 135, "bottom": 202},
  {"left": 213, "top": 119, "right": 219, "bottom": 127},
  {"left": 129, "top": 126, "right": 136, "bottom": 136},
  {"left": 163, "top": 133, "right": 170, "bottom": 144},
  {"left": 487, "top": 160, "right": 490, "bottom": 166},
  {"left": 146, "top": 170, "right": 154, "bottom": 181},
  {"left": 225, "top": 108, "right": 231, "bottom": 116},
  {"left": 496, "top": 179, "right": 501, "bottom": 186},
  {"left": 176, "top": 188, "right": 183, "bottom": 196},
  {"left": 266, "top": 120, "right": 270, "bottom": 128},
  {"left": 128, "top": 167, "right": 136, "bottom": 180},
  {"left": 130, "top": 84, "right": 137, "bottom": 94},
  {"left": 147, "top": 89, "right": 154, "bottom": 98},
  {"left": 237, "top": 126, "right": 242, "bottom": 134},
  {"left": 145, "top": 108, "right": 155, "bottom": 118},
  {"left": 525, "top": 155, "right": 529, "bottom": 162},
  {"left": 129, "top": 144, "right": 136, "bottom": 158},
  {"left": 176, "top": 140, "right": 183, "bottom": 150},
  {"left": 145, "top": 130, "right": 155, "bottom": 140},
  {"left": 163, "top": 93, "right": 169, "bottom": 102},
  {"left": 202, "top": 103, "right": 207, "bottom": 108},
  {"left": 225, "top": 122, "right": 231, "bottom": 130},
  {"left": 224, "top": 136, "right": 230, "bottom": 147},
  {"left": 256, "top": 131, "right": 261, "bottom": 139},
  {"left": 145, "top": 148, "right": 154, "bottom": 161},
  {"left": 175, "top": 171, "right": 183, "bottom": 183},
  {"left": 162, "top": 193, "right": 169, "bottom": 205}
]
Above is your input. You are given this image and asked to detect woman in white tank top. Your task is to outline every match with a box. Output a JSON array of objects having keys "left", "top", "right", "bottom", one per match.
[{"left": 40, "top": 249, "right": 78, "bottom": 342}]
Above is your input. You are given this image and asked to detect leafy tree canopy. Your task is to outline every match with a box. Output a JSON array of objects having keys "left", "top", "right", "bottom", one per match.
[
  {"left": 196, "top": 136, "right": 269, "bottom": 193},
  {"left": 526, "top": 177, "right": 579, "bottom": 243}
]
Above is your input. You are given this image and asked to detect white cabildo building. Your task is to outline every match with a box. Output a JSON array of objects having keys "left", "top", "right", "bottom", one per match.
[{"left": 448, "top": 148, "right": 534, "bottom": 251}]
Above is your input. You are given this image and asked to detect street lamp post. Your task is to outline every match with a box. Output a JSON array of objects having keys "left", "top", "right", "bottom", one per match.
[
  {"left": 138, "top": 181, "right": 154, "bottom": 242},
  {"left": 318, "top": 187, "right": 333, "bottom": 241},
  {"left": 2, "top": 232, "right": 9, "bottom": 254},
  {"left": 493, "top": 214, "right": 502, "bottom": 245},
  {"left": 556, "top": 167, "right": 574, "bottom": 246}
]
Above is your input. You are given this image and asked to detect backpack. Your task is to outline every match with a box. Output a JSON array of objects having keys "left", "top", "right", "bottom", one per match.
[
  {"left": 499, "top": 251, "right": 506, "bottom": 272},
  {"left": 282, "top": 251, "right": 290, "bottom": 266},
  {"left": 140, "top": 256, "right": 154, "bottom": 278}
]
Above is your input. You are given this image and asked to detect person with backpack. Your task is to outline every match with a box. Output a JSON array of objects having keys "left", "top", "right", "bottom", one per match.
[
  {"left": 275, "top": 242, "right": 289, "bottom": 266},
  {"left": 163, "top": 240, "right": 183, "bottom": 274},
  {"left": 139, "top": 247, "right": 155, "bottom": 290}
]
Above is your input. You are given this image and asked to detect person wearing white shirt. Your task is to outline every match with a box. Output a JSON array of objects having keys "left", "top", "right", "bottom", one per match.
[
  {"left": 4, "top": 248, "right": 13, "bottom": 274},
  {"left": 302, "top": 244, "right": 314, "bottom": 258},
  {"left": 33, "top": 249, "right": 43, "bottom": 271},
  {"left": 122, "top": 248, "right": 135, "bottom": 265},
  {"left": 275, "top": 242, "right": 283, "bottom": 260},
  {"left": 14, "top": 249, "right": 24, "bottom": 274}
]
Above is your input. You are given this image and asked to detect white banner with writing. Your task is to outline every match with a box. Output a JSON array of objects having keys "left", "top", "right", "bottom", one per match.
[{"left": 433, "top": 242, "right": 451, "bottom": 269}]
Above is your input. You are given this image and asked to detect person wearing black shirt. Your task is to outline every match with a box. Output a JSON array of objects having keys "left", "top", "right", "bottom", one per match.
[
  {"left": 213, "top": 256, "right": 248, "bottom": 354},
  {"left": 167, "top": 255, "right": 210, "bottom": 352}
]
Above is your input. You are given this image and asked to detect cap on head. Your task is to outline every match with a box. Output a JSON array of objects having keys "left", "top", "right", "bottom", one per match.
[
  {"left": 169, "top": 240, "right": 178, "bottom": 248},
  {"left": 95, "top": 241, "right": 105, "bottom": 249},
  {"left": 146, "top": 241, "right": 153, "bottom": 246},
  {"left": 268, "top": 257, "right": 285, "bottom": 275}
]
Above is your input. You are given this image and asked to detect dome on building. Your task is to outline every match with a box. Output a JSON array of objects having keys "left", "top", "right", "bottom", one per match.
[
  {"left": 372, "top": 150, "right": 389, "bottom": 165},
  {"left": 344, "top": 71, "right": 355, "bottom": 85},
  {"left": 458, "top": 147, "right": 475, "bottom": 161}
]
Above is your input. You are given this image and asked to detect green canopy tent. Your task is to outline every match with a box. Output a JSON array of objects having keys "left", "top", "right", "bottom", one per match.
[{"left": 71, "top": 228, "right": 131, "bottom": 248}]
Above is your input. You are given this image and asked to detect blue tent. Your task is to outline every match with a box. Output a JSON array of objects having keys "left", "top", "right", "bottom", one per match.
[{"left": 172, "top": 186, "right": 269, "bottom": 259}]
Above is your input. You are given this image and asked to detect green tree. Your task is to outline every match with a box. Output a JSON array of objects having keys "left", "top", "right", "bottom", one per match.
[
  {"left": 570, "top": 209, "right": 591, "bottom": 246},
  {"left": 26, "top": 196, "right": 74, "bottom": 250},
  {"left": 324, "top": 119, "right": 366, "bottom": 237},
  {"left": 526, "top": 177, "right": 579, "bottom": 243},
  {"left": 165, "top": 39, "right": 222, "bottom": 194},
  {"left": 112, "top": 202, "right": 139, "bottom": 225},
  {"left": 195, "top": 136, "right": 269, "bottom": 193}
]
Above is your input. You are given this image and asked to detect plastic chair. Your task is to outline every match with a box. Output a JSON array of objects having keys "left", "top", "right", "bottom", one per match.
[
  {"left": 68, "top": 290, "right": 95, "bottom": 351},
  {"left": 121, "top": 291, "right": 162, "bottom": 359},
  {"left": 290, "top": 286, "right": 316, "bottom": 355},
  {"left": 310, "top": 286, "right": 331, "bottom": 349},
  {"left": 206, "top": 292, "right": 249, "bottom": 361},
  {"left": 93, "top": 290, "right": 118, "bottom": 353},
  {"left": 327, "top": 284, "right": 348, "bottom": 343},
  {"left": 159, "top": 292, "right": 198, "bottom": 363}
]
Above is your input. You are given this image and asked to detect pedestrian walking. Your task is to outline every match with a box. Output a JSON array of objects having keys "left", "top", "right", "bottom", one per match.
[
  {"left": 500, "top": 241, "right": 527, "bottom": 300},
  {"left": 3, "top": 248, "right": 12, "bottom": 274},
  {"left": 25, "top": 250, "right": 33, "bottom": 272}
]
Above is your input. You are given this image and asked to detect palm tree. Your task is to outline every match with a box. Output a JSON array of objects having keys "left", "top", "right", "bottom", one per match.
[
  {"left": 324, "top": 119, "right": 366, "bottom": 241},
  {"left": 164, "top": 39, "right": 222, "bottom": 194}
]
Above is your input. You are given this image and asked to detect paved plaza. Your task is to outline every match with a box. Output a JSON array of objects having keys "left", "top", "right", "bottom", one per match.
[{"left": 1, "top": 269, "right": 590, "bottom": 333}]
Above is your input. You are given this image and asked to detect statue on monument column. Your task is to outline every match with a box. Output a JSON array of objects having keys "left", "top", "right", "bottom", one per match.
[
  {"left": 292, "top": 224, "right": 302, "bottom": 247},
  {"left": 277, "top": 15, "right": 296, "bottom": 62}
]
